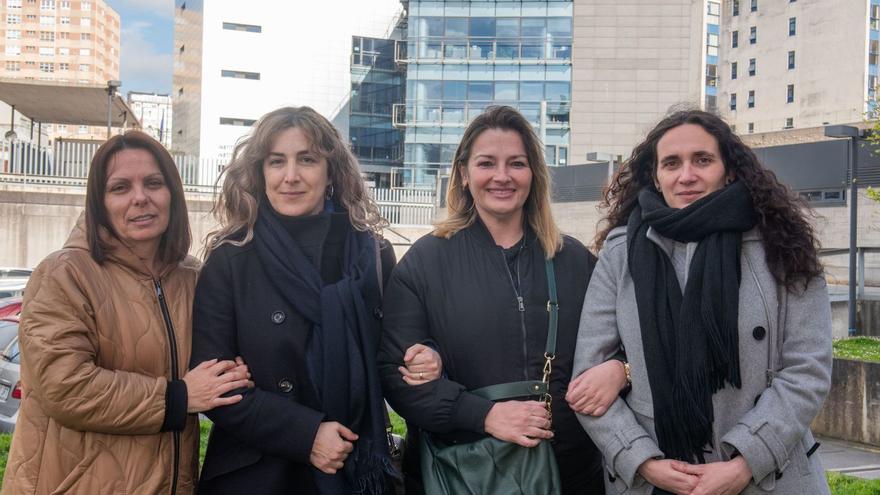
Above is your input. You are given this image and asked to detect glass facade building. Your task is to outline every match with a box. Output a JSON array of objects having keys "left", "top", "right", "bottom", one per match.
[
  {"left": 398, "top": 0, "right": 573, "bottom": 187},
  {"left": 350, "top": 36, "right": 406, "bottom": 188}
]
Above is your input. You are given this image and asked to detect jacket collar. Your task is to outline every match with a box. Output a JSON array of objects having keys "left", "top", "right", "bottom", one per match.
[
  {"left": 464, "top": 214, "right": 534, "bottom": 250},
  {"left": 64, "top": 212, "right": 171, "bottom": 280}
]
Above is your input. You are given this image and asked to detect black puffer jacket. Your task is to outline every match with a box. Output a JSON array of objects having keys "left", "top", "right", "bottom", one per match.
[{"left": 378, "top": 219, "right": 603, "bottom": 493}]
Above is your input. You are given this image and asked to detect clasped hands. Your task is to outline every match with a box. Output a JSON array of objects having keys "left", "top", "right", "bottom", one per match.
[{"left": 638, "top": 457, "right": 753, "bottom": 495}]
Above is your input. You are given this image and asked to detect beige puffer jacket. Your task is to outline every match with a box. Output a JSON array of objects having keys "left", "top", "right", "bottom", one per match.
[{"left": 1, "top": 220, "right": 201, "bottom": 495}]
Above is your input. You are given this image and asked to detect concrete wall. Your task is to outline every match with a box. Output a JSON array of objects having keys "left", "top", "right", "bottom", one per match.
[
  {"left": 570, "top": 0, "right": 705, "bottom": 162},
  {"left": 813, "top": 358, "right": 880, "bottom": 447}
]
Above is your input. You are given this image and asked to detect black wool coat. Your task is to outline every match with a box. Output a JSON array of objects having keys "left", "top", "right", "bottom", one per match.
[
  {"left": 191, "top": 213, "right": 395, "bottom": 495},
  {"left": 378, "top": 219, "right": 604, "bottom": 494}
]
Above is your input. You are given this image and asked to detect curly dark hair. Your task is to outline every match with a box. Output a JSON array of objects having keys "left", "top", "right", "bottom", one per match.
[{"left": 594, "top": 110, "right": 822, "bottom": 289}]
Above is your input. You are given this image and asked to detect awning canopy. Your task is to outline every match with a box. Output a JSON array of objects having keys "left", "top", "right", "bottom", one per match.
[{"left": 0, "top": 79, "right": 140, "bottom": 127}]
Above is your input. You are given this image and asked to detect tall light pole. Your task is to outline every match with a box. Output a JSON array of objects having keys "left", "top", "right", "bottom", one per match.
[
  {"left": 106, "top": 80, "right": 121, "bottom": 139},
  {"left": 825, "top": 124, "right": 864, "bottom": 337}
]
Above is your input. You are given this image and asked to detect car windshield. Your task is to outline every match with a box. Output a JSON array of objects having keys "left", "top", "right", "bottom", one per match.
[
  {"left": 0, "top": 321, "right": 17, "bottom": 352},
  {"left": 2, "top": 338, "right": 19, "bottom": 365}
]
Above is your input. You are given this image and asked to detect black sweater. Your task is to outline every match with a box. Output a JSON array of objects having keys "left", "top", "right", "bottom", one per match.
[{"left": 378, "top": 219, "right": 602, "bottom": 490}]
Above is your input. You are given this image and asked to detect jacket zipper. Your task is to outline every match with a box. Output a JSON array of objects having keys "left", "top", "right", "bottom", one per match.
[
  {"left": 499, "top": 245, "right": 529, "bottom": 381},
  {"left": 155, "top": 279, "right": 180, "bottom": 495}
]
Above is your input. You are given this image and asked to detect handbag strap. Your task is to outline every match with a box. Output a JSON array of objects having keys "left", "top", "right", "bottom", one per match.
[{"left": 469, "top": 258, "right": 558, "bottom": 402}]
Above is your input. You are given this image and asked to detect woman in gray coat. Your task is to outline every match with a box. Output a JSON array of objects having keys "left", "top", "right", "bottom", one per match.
[{"left": 569, "top": 110, "right": 832, "bottom": 495}]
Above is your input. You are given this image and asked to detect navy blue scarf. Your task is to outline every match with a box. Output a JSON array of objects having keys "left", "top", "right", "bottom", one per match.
[{"left": 254, "top": 202, "right": 392, "bottom": 494}]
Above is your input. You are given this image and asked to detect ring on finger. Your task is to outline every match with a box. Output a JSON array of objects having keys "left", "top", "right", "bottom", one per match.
[{"left": 418, "top": 372, "right": 424, "bottom": 380}]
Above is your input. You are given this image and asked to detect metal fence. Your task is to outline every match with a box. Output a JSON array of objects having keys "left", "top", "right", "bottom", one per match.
[{"left": 0, "top": 138, "right": 437, "bottom": 226}]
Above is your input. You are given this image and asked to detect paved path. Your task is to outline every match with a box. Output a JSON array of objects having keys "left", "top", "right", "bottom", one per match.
[{"left": 818, "top": 436, "right": 880, "bottom": 480}]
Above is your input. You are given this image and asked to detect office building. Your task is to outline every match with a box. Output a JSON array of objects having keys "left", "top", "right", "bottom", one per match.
[{"left": 127, "top": 91, "right": 172, "bottom": 149}]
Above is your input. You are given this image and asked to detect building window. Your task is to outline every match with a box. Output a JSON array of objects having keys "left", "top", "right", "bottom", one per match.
[
  {"left": 6, "top": 30, "right": 21, "bottom": 39},
  {"left": 749, "top": 26, "right": 757, "bottom": 44},
  {"left": 60, "top": 16, "right": 69, "bottom": 24},
  {"left": 788, "top": 50, "right": 795, "bottom": 69},
  {"left": 220, "top": 69, "right": 260, "bottom": 80},
  {"left": 787, "top": 84, "right": 794, "bottom": 102},
  {"left": 81, "top": 33, "right": 90, "bottom": 40},
  {"left": 39, "top": 62, "right": 53, "bottom": 72},
  {"left": 789, "top": 17, "right": 796, "bottom": 35},
  {"left": 5, "top": 45, "right": 21, "bottom": 56},
  {"left": 731, "top": 62, "right": 738, "bottom": 79},
  {"left": 81, "top": 16, "right": 90, "bottom": 27},
  {"left": 748, "top": 58, "right": 756, "bottom": 76},
  {"left": 39, "top": 31, "right": 54, "bottom": 41},
  {"left": 58, "top": 46, "right": 69, "bottom": 55},
  {"left": 78, "top": 63, "right": 89, "bottom": 72},
  {"left": 7, "top": 0, "right": 22, "bottom": 7},
  {"left": 750, "top": 0, "right": 757, "bottom": 12},
  {"left": 219, "top": 117, "right": 257, "bottom": 126},
  {"left": 222, "top": 21, "right": 262, "bottom": 33},
  {"left": 77, "top": 125, "right": 88, "bottom": 134},
  {"left": 179, "top": 44, "right": 185, "bottom": 54},
  {"left": 39, "top": 0, "right": 53, "bottom": 9},
  {"left": 733, "top": 0, "right": 739, "bottom": 16},
  {"left": 7, "top": 14, "right": 21, "bottom": 24},
  {"left": 730, "top": 93, "right": 737, "bottom": 110},
  {"left": 59, "top": 0, "right": 68, "bottom": 8},
  {"left": 748, "top": 122, "right": 754, "bottom": 133},
  {"left": 748, "top": 90, "right": 755, "bottom": 108},
  {"left": 59, "top": 62, "right": 68, "bottom": 70},
  {"left": 39, "top": 46, "right": 52, "bottom": 56},
  {"left": 80, "top": 48, "right": 90, "bottom": 56},
  {"left": 708, "top": 2, "right": 720, "bottom": 16},
  {"left": 732, "top": 30, "right": 738, "bottom": 48},
  {"left": 5, "top": 61, "right": 20, "bottom": 71},
  {"left": 39, "top": 15, "right": 54, "bottom": 25},
  {"left": 785, "top": 117, "right": 794, "bottom": 128},
  {"left": 81, "top": 0, "right": 89, "bottom": 9}
]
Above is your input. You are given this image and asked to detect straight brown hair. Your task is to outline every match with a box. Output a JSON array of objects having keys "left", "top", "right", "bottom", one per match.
[{"left": 85, "top": 130, "right": 191, "bottom": 265}]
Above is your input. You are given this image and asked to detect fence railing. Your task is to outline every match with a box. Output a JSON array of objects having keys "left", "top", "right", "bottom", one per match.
[{"left": 0, "top": 138, "right": 438, "bottom": 226}]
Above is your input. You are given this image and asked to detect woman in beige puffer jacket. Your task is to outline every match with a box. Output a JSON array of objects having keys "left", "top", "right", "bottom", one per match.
[{"left": 2, "top": 131, "right": 250, "bottom": 495}]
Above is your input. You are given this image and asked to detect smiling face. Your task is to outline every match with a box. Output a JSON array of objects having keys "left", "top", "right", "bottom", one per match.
[
  {"left": 462, "top": 128, "right": 533, "bottom": 225},
  {"left": 103, "top": 148, "right": 171, "bottom": 259},
  {"left": 655, "top": 123, "right": 730, "bottom": 209},
  {"left": 262, "top": 126, "right": 330, "bottom": 217}
]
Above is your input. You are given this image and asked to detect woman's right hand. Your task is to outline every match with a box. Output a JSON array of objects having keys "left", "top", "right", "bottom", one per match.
[
  {"left": 637, "top": 459, "right": 699, "bottom": 494},
  {"left": 483, "top": 400, "right": 553, "bottom": 448},
  {"left": 183, "top": 358, "right": 254, "bottom": 413},
  {"left": 398, "top": 343, "right": 442, "bottom": 385},
  {"left": 565, "top": 359, "right": 628, "bottom": 416},
  {"left": 309, "top": 421, "right": 359, "bottom": 474}
]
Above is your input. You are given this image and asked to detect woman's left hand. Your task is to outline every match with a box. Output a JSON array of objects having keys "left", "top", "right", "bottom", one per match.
[
  {"left": 398, "top": 343, "right": 442, "bottom": 385},
  {"left": 565, "top": 359, "right": 627, "bottom": 416},
  {"left": 671, "top": 457, "right": 752, "bottom": 495}
]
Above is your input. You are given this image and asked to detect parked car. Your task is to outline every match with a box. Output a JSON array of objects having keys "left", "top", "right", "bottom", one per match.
[
  {"left": 0, "top": 278, "right": 28, "bottom": 299},
  {"left": 0, "top": 332, "right": 21, "bottom": 432},
  {"left": 0, "top": 268, "right": 32, "bottom": 279},
  {"left": 0, "top": 296, "right": 22, "bottom": 319},
  {"left": 0, "top": 316, "right": 19, "bottom": 352}
]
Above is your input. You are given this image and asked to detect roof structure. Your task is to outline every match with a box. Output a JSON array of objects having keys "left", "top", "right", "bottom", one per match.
[{"left": 0, "top": 80, "right": 140, "bottom": 128}]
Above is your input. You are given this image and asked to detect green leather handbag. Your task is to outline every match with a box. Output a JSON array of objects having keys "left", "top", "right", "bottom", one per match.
[{"left": 419, "top": 259, "right": 562, "bottom": 495}]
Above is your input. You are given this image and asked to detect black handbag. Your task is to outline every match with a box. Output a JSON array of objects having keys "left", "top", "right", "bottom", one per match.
[{"left": 419, "top": 259, "right": 563, "bottom": 495}]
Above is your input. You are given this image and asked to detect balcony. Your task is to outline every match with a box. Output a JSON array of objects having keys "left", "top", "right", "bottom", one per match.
[{"left": 392, "top": 100, "right": 570, "bottom": 128}]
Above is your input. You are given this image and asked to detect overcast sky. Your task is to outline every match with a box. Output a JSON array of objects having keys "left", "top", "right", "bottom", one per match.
[{"left": 107, "top": 0, "right": 174, "bottom": 96}]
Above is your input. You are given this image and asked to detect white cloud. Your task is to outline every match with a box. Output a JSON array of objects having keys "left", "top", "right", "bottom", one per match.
[
  {"left": 113, "top": 0, "right": 174, "bottom": 19},
  {"left": 119, "top": 21, "right": 172, "bottom": 93}
]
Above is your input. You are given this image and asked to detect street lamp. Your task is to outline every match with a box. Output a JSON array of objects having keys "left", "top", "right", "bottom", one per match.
[
  {"left": 825, "top": 124, "right": 864, "bottom": 337},
  {"left": 106, "top": 80, "right": 121, "bottom": 139}
]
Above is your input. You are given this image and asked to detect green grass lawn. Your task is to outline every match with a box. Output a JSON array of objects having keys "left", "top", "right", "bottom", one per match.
[
  {"left": 1, "top": 426, "right": 878, "bottom": 494},
  {"left": 833, "top": 337, "right": 880, "bottom": 363}
]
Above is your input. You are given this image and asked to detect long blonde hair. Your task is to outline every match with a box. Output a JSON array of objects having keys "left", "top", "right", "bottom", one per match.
[
  {"left": 434, "top": 105, "right": 562, "bottom": 257},
  {"left": 205, "top": 106, "right": 387, "bottom": 257}
]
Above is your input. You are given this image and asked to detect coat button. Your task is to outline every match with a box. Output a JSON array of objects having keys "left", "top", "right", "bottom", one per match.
[
  {"left": 271, "top": 311, "right": 286, "bottom": 324},
  {"left": 752, "top": 326, "right": 766, "bottom": 341},
  {"left": 373, "top": 307, "right": 383, "bottom": 320},
  {"left": 278, "top": 379, "right": 293, "bottom": 393}
]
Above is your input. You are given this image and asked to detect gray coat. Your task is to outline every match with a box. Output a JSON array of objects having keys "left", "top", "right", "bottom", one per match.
[{"left": 573, "top": 226, "right": 832, "bottom": 494}]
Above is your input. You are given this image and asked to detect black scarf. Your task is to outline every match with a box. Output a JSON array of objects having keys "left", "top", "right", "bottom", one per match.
[
  {"left": 626, "top": 181, "right": 757, "bottom": 472},
  {"left": 254, "top": 202, "right": 392, "bottom": 495}
]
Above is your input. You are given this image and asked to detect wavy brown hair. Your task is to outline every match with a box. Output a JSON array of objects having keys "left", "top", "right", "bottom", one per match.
[
  {"left": 595, "top": 110, "right": 822, "bottom": 289},
  {"left": 434, "top": 105, "right": 562, "bottom": 258},
  {"left": 86, "top": 130, "right": 190, "bottom": 265},
  {"left": 205, "top": 106, "right": 387, "bottom": 257}
]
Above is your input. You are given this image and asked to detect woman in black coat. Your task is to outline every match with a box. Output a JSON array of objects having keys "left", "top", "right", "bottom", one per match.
[
  {"left": 378, "top": 106, "right": 629, "bottom": 494},
  {"left": 190, "top": 106, "right": 437, "bottom": 494}
]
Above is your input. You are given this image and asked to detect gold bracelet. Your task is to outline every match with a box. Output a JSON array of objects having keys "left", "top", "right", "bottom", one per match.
[{"left": 623, "top": 361, "right": 632, "bottom": 385}]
